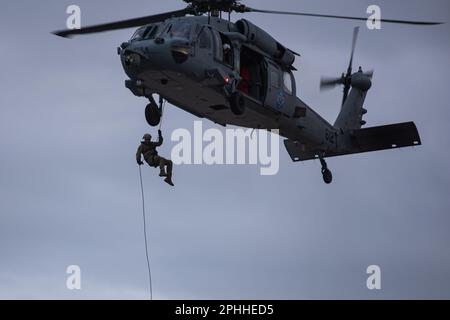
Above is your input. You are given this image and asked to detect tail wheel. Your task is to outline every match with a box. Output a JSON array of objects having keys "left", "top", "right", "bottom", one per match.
[
  {"left": 230, "top": 91, "right": 246, "bottom": 115},
  {"left": 322, "top": 168, "right": 333, "bottom": 184},
  {"left": 145, "top": 102, "right": 161, "bottom": 127}
]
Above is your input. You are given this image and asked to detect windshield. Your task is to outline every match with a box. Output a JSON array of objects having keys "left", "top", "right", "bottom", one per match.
[
  {"left": 144, "top": 25, "right": 159, "bottom": 40},
  {"left": 130, "top": 25, "right": 159, "bottom": 41},
  {"left": 130, "top": 27, "right": 147, "bottom": 41}
]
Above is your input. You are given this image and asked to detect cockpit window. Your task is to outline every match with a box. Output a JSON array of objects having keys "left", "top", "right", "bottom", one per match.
[
  {"left": 130, "top": 27, "right": 147, "bottom": 41},
  {"left": 143, "top": 25, "right": 158, "bottom": 40},
  {"left": 170, "top": 21, "right": 192, "bottom": 39},
  {"left": 130, "top": 25, "right": 160, "bottom": 41},
  {"left": 283, "top": 72, "right": 293, "bottom": 94}
]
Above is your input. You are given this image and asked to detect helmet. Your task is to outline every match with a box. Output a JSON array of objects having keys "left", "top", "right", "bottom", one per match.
[{"left": 142, "top": 133, "right": 152, "bottom": 140}]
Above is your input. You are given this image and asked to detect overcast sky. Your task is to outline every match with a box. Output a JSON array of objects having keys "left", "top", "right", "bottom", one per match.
[{"left": 0, "top": 0, "right": 449, "bottom": 299}]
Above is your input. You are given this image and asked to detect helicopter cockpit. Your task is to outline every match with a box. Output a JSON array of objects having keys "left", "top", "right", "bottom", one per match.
[
  {"left": 129, "top": 20, "right": 195, "bottom": 43},
  {"left": 130, "top": 24, "right": 160, "bottom": 42},
  {"left": 130, "top": 27, "right": 146, "bottom": 41}
]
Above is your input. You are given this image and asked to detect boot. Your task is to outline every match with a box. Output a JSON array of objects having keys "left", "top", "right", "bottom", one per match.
[
  {"left": 159, "top": 169, "right": 167, "bottom": 177},
  {"left": 164, "top": 177, "right": 174, "bottom": 186}
]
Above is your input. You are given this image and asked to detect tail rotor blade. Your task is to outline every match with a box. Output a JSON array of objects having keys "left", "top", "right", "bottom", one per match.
[
  {"left": 347, "top": 26, "right": 359, "bottom": 76},
  {"left": 342, "top": 84, "right": 350, "bottom": 106},
  {"left": 320, "top": 77, "right": 344, "bottom": 91},
  {"left": 319, "top": 29, "right": 373, "bottom": 107}
]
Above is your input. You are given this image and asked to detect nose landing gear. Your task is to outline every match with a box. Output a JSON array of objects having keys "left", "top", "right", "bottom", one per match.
[
  {"left": 319, "top": 155, "right": 333, "bottom": 184},
  {"left": 145, "top": 95, "right": 163, "bottom": 127}
]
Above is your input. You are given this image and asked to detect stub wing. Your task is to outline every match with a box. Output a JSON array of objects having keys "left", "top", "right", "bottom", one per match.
[{"left": 284, "top": 122, "right": 421, "bottom": 161}]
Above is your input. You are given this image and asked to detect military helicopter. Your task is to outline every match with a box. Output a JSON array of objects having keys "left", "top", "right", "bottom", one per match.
[{"left": 53, "top": 0, "right": 442, "bottom": 184}]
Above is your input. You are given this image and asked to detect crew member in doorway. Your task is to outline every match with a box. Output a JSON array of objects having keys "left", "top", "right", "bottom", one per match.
[{"left": 223, "top": 43, "right": 233, "bottom": 66}]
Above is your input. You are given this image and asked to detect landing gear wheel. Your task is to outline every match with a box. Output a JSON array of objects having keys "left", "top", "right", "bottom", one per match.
[
  {"left": 319, "top": 155, "right": 333, "bottom": 184},
  {"left": 145, "top": 102, "right": 161, "bottom": 127},
  {"left": 229, "top": 91, "right": 246, "bottom": 115},
  {"left": 322, "top": 168, "right": 333, "bottom": 184}
]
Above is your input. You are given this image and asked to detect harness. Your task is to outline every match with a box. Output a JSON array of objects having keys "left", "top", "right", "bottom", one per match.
[{"left": 141, "top": 142, "right": 158, "bottom": 167}]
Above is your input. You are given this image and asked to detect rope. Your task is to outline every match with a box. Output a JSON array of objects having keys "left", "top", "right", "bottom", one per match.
[
  {"left": 138, "top": 165, "right": 153, "bottom": 300},
  {"left": 138, "top": 95, "right": 164, "bottom": 300},
  {"left": 158, "top": 99, "right": 166, "bottom": 131}
]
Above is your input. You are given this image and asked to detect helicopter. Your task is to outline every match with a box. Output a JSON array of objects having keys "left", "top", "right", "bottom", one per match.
[{"left": 53, "top": 0, "right": 442, "bottom": 184}]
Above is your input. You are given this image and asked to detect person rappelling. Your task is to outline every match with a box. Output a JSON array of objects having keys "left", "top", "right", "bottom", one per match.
[{"left": 136, "top": 130, "right": 174, "bottom": 186}]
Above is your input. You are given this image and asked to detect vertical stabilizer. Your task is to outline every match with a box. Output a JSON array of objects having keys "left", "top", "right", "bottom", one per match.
[{"left": 334, "top": 70, "right": 371, "bottom": 131}]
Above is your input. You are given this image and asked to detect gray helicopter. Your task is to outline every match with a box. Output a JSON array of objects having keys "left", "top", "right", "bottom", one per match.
[{"left": 53, "top": 0, "right": 442, "bottom": 184}]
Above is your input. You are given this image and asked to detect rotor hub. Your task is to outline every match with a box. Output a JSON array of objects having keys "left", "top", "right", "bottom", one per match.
[
  {"left": 351, "top": 71, "right": 372, "bottom": 91},
  {"left": 183, "top": 0, "right": 248, "bottom": 14}
]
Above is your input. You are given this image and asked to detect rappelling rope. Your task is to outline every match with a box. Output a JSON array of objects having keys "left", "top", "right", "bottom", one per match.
[
  {"left": 137, "top": 96, "right": 165, "bottom": 300},
  {"left": 158, "top": 99, "right": 166, "bottom": 131},
  {"left": 138, "top": 165, "right": 153, "bottom": 300}
]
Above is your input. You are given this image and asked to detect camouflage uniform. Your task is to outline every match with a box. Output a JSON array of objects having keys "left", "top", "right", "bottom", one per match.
[{"left": 136, "top": 131, "right": 173, "bottom": 185}]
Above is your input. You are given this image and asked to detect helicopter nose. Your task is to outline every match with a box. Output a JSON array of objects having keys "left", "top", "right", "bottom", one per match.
[
  {"left": 120, "top": 38, "right": 192, "bottom": 78},
  {"left": 120, "top": 48, "right": 146, "bottom": 79},
  {"left": 121, "top": 49, "right": 142, "bottom": 67}
]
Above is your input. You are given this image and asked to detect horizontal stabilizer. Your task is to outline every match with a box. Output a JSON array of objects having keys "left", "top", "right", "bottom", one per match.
[{"left": 284, "top": 122, "right": 421, "bottom": 161}]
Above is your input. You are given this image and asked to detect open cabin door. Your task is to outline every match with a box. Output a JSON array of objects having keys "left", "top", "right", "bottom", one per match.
[{"left": 238, "top": 45, "right": 266, "bottom": 102}]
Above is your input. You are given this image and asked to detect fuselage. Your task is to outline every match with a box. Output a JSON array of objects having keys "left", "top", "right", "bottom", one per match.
[{"left": 119, "top": 15, "right": 338, "bottom": 152}]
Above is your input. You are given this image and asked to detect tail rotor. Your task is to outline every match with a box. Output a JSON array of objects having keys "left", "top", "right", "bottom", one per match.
[{"left": 320, "top": 27, "right": 373, "bottom": 106}]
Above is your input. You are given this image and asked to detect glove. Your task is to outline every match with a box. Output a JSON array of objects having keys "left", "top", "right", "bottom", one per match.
[{"left": 137, "top": 160, "right": 144, "bottom": 166}]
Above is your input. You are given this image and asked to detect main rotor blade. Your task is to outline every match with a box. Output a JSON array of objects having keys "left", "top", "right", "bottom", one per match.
[
  {"left": 246, "top": 8, "right": 443, "bottom": 25},
  {"left": 53, "top": 9, "right": 189, "bottom": 38},
  {"left": 348, "top": 26, "right": 359, "bottom": 76}
]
